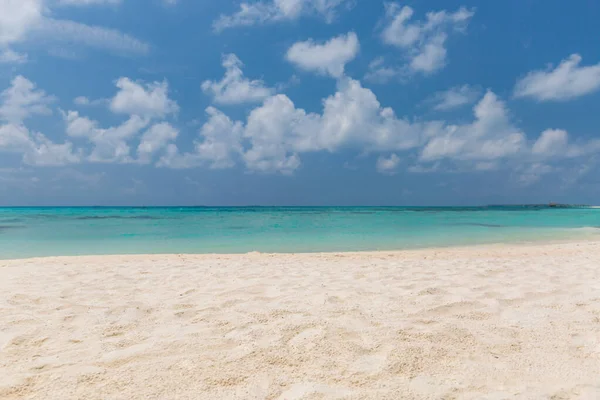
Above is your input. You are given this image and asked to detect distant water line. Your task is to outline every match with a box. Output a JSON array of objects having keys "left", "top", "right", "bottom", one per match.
[{"left": 0, "top": 206, "right": 599, "bottom": 259}]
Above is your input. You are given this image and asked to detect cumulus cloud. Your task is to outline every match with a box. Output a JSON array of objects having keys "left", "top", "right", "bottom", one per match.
[
  {"left": 22, "top": 134, "right": 82, "bottom": 166},
  {"left": 532, "top": 129, "right": 569, "bottom": 157},
  {"left": 0, "top": 0, "right": 43, "bottom": 46},
  {"left": 137, "top": 122, "right": 179, "bottom": 164},
  {"left": 420, "top": 91, "right": 526, "bottom": 162},
  {"left": 0, "top": 123, "right": 34, "bottom": 151},
  {"left": 426, "top": 84, "right": 480, "bottom": 111},
  {"left": 3, "top": 69, "right": 600, "bottom": 179},
  {"left": 162, "top": 78, "right": 440, "bottom": 174},
  {"left": 0, "top": 75, "right": 55, "bottom": 123},
  {"left": 170, "top": 80, "right": 576, "bottom": 176},
  {"left": 159, "top": 107, "right": 244, "bottom": 170},
  {"left": 530, "top": 128, "right": 600, "bottom": 159},
  {"left": 110, "top": 77, "right": 179, "bottom": 118},
  {"left": 63, "top": 110, "right": 97, "bottom": 137},
  {"left": 514, "top": 54, "right": 600, "bottom": 101},
  {"left": 213, "top": 0, "right": 352, "bottom": 31},
  {"left": 0, "top": 76, "right": 80, "bottom": 166},
  {"left": 370, "top": 3, "right": 474, "bottom": 80},
  {"left": 201, "top": 54, "right": 274, "bottom": 105},
  {"left": 62, "top": 77, "right": 179, "bottom": 163},
  {"left": 62, "top": 113, "right": 147, "bottom": 163},
  {"left": 376, "top": 154, "right": 400, "bottom": 174},
  {"left": 86, "top": 115, "right": 150, "bottom": 163},
  {"left": 286, "top": 32, "right": 359, "bottom": 78}
]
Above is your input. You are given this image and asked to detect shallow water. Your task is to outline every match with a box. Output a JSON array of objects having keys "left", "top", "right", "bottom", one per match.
[{"left": 1, "top": 206, "right": 599, "bottom": 259}]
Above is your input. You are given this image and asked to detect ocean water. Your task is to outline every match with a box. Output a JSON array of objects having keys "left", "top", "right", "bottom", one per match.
[{"left": 0, "top": 206, "right": 599, "bottom": 259}]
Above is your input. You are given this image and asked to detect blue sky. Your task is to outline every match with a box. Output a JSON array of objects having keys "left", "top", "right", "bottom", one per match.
[{"left": 1, "top": 0, "right": 600, "bottom": 206}]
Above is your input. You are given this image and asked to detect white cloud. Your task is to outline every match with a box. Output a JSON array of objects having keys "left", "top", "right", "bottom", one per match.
[
  {"left": 110, "top": 77, "right": 179, "bottom": 118},
  {"left": 74, "top": 96, "right": 90, "bottom": 105},
  {"left": 58, "top": 0, "right": 121, "bottom": 5},
  {"left": 35, "top": 19, "right": 150, "bottom": 56},
  {"left": 159, "top": 107, "right": 244, "bottom": 169},
  {"left": 137, "top": 122, "right": 178, "bottom": 164},
  {"left": 0, "top": 75, "right": 55, "bottom": 123},
  {"left": 22, "top": 133, "right": 81, "bottom": 166},
  {"left": 63, "top": 109, "right": 142, "bottom": 162},
  {"left": 426, "top": 84, "right": 480, "bottom": 111},
  {"left": 201, "top": 54, "right": 274, "bottom": 105},
  {"left": 0, "top": 0, "right": 43, "bottom": 46},
  {"left": 376, "top": 3, "right": 474, "bottom": 78},
  {"left": 0, "top": 123, "right": 34, "bottom": 151},
  {"left": 0, "top": 123, "right": 80, "bottom": 167},
  {"left": 514, "top": 54, "right": 600, "bottom": 101},
  {"left": 3, "top": 68, "right": 600, "bottom": 178},
  {"left": 73, "top": 96, "right": 106, "bottom": 106},
  {"left": 63, "top": 110, "right": 151, "bottom": 163},
  {"left": 313, "top": 78, "right": 430, "bottom": 153},
  {"left": 286, "top": 32, "right": 359, "bottom": 78},
  {"left": 0, "top": 76, "right": 78, "bottom": 165},
  {"left": 162, "top": 78, "right": 439, "bottom": 174},
  {"left": 87, "top": 115, "right": 150, "bottom": 163},
  {"left": 530, "top": 128, "right": 600, "bottom": 160},
  {"left": 63, "top": 110, "right": 97, "bottom": 137},
  {"left": 213, "top": 0, "right": 351, "bottom": 31},
  {"left": 517, "top": 163, "right": 554, "bottom": 186},
  {"left": 420, "top": 91, "right": 526, "bottom": 162},
  {"left": 532, "top": 129, "right": 569, "bottom": 157},
  {"left": 194, "top": 107, "right": 244, "bottom": 168},
  {"left": 242, "top": 95, "right": 304, "bottom": 174},
  {"left": 0, "top": 0, "right": 149, "bottom": 58},
  {"left": 0, "top": 49, "right": 28, "bottom": 64},
  {"left": 376, "top": 154, "right": 400, "bottom": 174},
  {"left": 364, "top": 57, "right": 402, "bottom": 83},
  {"left": 60, "top": 77, "right": 179, "bottom": 164},
  {"left": 408, "top": 33, "right": 447, "bottom": 73},
  {"left": 238, "top": 78, "right": 427, "bottom": 173},
  {"left": 0, "top": 75, "right": 195, "bottom": 167}
]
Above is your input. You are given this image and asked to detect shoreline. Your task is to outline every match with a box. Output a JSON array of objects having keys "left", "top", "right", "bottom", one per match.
[
  {"left": 2, "top": 240, "right": 600, "bottom": 398},
  {"left": 3, "top": 235, "right": 599, "bottom": 263}
]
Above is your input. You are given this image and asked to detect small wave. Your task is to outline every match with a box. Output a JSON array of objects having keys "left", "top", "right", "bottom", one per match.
[
  {"left": 570, "top": 226, "right": 600, "bottom": 232},
  {"left": 453, "top": 223, "right": 506, "bottom": 228},
  {"left": 0, "top": 225, "right": 22, "bottom": 232},
  {"left": 0, "top": 218, "right": 23, "bottom": 223}
]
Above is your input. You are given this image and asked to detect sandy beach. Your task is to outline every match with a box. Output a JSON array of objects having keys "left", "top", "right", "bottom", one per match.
[{"left": 1, "top": 241, "right": 600, "bottom": 399}]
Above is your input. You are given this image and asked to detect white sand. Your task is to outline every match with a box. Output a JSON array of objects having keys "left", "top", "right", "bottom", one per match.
[{"left": 2, "top": 241, "right": 600, "bottom": 399}]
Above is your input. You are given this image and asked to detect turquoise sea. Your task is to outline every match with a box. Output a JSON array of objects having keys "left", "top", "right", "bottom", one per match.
[{"left": 1, "top": 206, "right": 599, "bottom": 259}]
